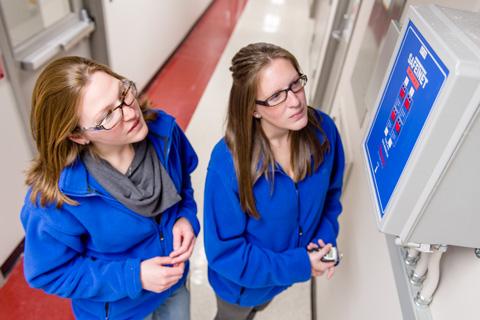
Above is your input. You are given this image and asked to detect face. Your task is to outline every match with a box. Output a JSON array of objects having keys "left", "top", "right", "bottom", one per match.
[
  {"left": 73, "top": 71, "right": 148, "bottom": 152},
  {"left": 254, "top": 58, "right": 308, "bottom": 138}
]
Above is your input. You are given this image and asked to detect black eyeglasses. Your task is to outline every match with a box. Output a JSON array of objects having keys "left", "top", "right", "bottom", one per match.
[
  {"left": 77, "top": 79, "right": 137, "bottom": 132},
  {"left": 255, "top": 74, "right": 307, "bottom": 107}
]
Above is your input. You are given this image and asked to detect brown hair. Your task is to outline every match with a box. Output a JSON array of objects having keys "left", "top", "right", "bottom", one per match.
[
  {"left": 26, "top": 56, "right": 155, "bottom": 207},
  {"left": 225, "top": 42, "right": 330, "bottom": 218}
]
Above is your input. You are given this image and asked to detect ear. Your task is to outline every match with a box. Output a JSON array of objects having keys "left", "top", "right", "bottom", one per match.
[
  {"left": 68, "top": 132, "right": 90, "bottom": 145},
  {"left": 253, "top": 112, "right": 262, "bottom": 119}
]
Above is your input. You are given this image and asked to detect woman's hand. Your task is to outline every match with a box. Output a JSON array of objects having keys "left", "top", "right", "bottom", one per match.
[
  {"left": 169, "top": 217, "right": 196, "bottom": 264},
  {"left": 307, "top": 239, "right": 336, "bottom": 279},
  {"left": 140, "top": 257, "right": 185, "bottom": 293}
]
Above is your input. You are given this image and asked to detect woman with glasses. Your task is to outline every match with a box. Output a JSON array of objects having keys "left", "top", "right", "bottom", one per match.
[
  {"left": 204, "top": 42, "right": 345, "bottom": 320},
  {"left": 21, "top": 56, "right": 198, "bottom": 320}
]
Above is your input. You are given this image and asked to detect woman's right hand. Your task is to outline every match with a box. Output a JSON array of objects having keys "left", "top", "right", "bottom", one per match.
[
  {"left": 140, "top": 257, "right": 185, "bottom": 293},
  {"left": 307, "top": 241, "right": 335, "bottom": 279}
]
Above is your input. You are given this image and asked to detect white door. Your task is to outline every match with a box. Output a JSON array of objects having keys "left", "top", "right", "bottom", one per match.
[
  {"left": 0, "top": 0, "right": 94, "bottom": 275},
  {"left": 0, "top": 0, "right": 95, "bottom": 130},
  {"left": 311, "top": 0, "right": 362, "bottom": 113}
]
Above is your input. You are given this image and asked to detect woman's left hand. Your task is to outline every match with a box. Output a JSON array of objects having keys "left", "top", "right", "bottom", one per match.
[
  {"left": 170, "top": 217, "right": 196, "bottom": 264},
  {"left": 307, "top": 239, "right": 336, "bottom": 279}
]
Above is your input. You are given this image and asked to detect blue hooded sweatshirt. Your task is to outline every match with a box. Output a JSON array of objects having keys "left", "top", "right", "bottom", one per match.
[
  {"left": 203, "top": 109, "right": 345, "bottom": 307},
  {"left": 20, "top": 110, "right": 199, "bottom": 319}
]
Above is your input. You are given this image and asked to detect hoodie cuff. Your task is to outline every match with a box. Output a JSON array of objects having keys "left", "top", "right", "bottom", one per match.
[
  {"left": 125, "top": 258, "right": 142, "bottom": 299},
  {"left": 315, "top": 219, "right": 337, "bottom": 247},
  {"left": 287, "top": 248, "right": 312, "bottom": 283}
]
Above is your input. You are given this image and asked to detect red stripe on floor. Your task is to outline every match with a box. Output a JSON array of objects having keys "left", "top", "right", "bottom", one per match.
[
  {"left": 0, "top": 259, "right": 73, "bottom": 319},
  {"left": 144, "top": 0, "right": 248, "bottom": 130}
]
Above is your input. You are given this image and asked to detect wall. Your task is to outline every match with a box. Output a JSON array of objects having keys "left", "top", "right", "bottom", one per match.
[
  {"left": 101, "top": 0, "right": 212, "bottom": 90},
  {"left": 313, "top": 0, "right": 480, "bottom": 319},
  {"left": 0, "top": 70, "right": 32, "bottom": 271},
  {"left": 313, "top": 1, "right": 403, "bottom": 318}
]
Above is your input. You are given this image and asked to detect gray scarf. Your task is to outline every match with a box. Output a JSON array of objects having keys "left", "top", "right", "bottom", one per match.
[{"left": 81, "top": 139, "right": 181, "bottom": 218}]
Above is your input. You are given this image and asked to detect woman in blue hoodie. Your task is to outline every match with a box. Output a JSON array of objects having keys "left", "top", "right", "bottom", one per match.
[
  {"left": 21, "top": 56, "right": 199, "bottom": 319},
  {"left": 204, "top": 42, "right": 345, "bottom": 320}
]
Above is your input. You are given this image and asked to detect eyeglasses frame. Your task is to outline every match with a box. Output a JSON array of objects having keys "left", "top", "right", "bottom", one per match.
[
  {"left": 77, "top": 79, "right": 137, "bottom": 132},
  {"left": 255, "top": 74, "right": 308, "bottom": 107}
]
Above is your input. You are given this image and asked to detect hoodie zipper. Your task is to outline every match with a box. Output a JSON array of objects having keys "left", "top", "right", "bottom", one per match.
[
  {"left": 276, "top": 166, "right": 303, "bottom": 246},
  {"left": 237, "top": 287, "right": 246, "bottom": 304},
  {"left": 105, "top": 302, "right": 110, "bottom": 320},
  {"left": 148, "top": 121, "right": 175, "bottom": 166},
  {"left": 151, "top": 216, "right": 166, "bottom": 253},
  {"left": 294, "top": 182, "right": 302, "bottom": 246}
]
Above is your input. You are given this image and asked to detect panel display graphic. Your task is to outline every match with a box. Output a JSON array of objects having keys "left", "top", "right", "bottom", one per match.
[{"left": 365, "top": 20, "right": 449, "bottom": 218}]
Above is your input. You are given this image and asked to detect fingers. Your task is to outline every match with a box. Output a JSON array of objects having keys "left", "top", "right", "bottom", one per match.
[
  {"left": 149, "top": 277, "right": 180, "bottom": 293},
  {"left": 171, "top": 238, "right": 196, "bottom": 264},
  {"left": 327, "top": 267, "right": 335, "bottom": 280},
  {"left": 172, "top": 228, "right": 182, "bottom": 252},
  {"left": 312, "top": 269, "right": 324, "bottom": 277},
  {"left": 170, "top": 219, "right": 195, "bottom": 258},
  {"left": 309, "top": 252, "right": 335, "bottom": 273},
  {"left": 317, "top": 239, "right": 326, "bottom": 248},
  {"left": 159, "top": 263, "right": 185, "bottom": 286},
  {"left": 170, "top": 232, "right": 195, "bottom": 259},
  {"left": 149, "top": 260, "right": 185, "bottom": 279},
  {"left": 162, "top": 262, "right": 185, "bottom": 277},
  {"left": 308, "top": 240, "right": 337, "bottom": 279},
  {"left": 311, "top": 261, "right": 335, "bottom": 274},
  {"left": 149, "top": 256, "right": 174, "bottom": 265},
  {"left": 170, "top": 235, "right": 189, "bottom": 258},
  {"left": 141, "top": 262, "right": 185, "bottom": 293},
  {"left": 317, "top": 243, "right": 333, "bottom": 258},
  {"left": 312, "top": 266, "right": 335, "bottom": 279}
]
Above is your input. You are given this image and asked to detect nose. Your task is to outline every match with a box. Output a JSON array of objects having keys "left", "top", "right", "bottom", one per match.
[
  {"left": 286, "top": 89, "right": 301, "bottom": 107},
  {"left": 122, "top": 104, "right": 137, "bottom": 121}
]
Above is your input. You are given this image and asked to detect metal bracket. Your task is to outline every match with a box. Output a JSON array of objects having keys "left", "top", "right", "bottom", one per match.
[{"left": 394, "top": 237, "right": 447, "bottom": 253}]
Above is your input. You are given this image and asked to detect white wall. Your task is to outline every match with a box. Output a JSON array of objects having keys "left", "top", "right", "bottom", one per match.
[
  {"left": 313, "top": 1, "right": 403, "bottom": 318},
  {"left": 0, "top": 74, "right": 32, "bottom": 269},
  {"left": 101, "top": 0, "right": 212, "bottom": 90},
  {"left": 314, "top": 0, "right": 480, "bottom": 319}
]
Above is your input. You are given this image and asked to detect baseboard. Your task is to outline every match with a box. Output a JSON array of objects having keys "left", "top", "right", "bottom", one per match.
[{"left": 1, "top": 238, "right": 24, "bottom": 278}]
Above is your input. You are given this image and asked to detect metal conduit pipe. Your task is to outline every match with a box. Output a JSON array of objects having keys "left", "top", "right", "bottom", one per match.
[
  {"left": 405, "top": 248, "right": 421, "bottom": 266},
  {"left": 415, "top": 247, "right": 447, "bottom": 306},
  {"left": 409, "top": 251, "right": 430, "bottom": 285}
]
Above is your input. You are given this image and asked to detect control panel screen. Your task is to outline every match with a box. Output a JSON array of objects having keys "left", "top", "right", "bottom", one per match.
[{"left": 365, "top": 20, "right": 449, "bottom": 218}]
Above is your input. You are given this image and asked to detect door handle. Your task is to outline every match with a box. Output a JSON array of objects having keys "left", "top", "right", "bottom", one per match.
[
  {"left": 331, "top": 29, "right": 343, "bottom": 40},
  {"left": 20, "top": 10, "right": 95, "bottom": 71},
  {"left": 60, "top": 21, "right": 95, "bottom": 51}
]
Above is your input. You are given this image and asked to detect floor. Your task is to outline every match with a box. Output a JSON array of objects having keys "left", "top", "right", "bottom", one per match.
[
  {"left": 0, "top": 0, "right": 316, "bottom": 319},
  {"left": 186, "top": 1, "right": 314, "bottom": 319},
  {"left": 143, "top": 0, "right": 247, "bottom": 130}
]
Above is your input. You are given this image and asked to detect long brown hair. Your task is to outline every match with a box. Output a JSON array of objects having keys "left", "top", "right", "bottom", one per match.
[
  {"left": 26, "top": 56, "right": 155, "bottom": 208},
  {"left": 225, "top": 42, "right": 330, "bottom": 219}
]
